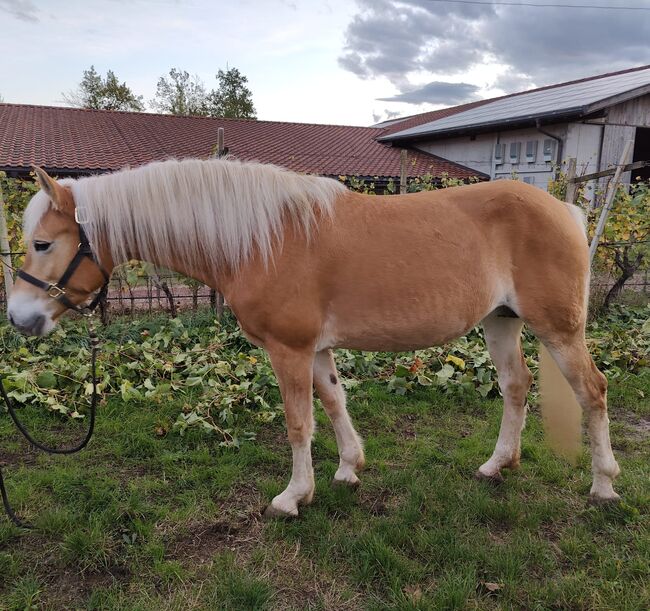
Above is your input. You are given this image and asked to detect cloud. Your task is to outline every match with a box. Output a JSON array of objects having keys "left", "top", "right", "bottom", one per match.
[
  {"left": 340, "top": 0, "right": 650, "bottom": 104},
  {"left": 0, "top": 0, "right": 38, "bottom": 22},
  {"left": 372, "top": 109, "right": 401, "bottom": 124},
  {"left": 379, "top": 81, "right": 480, "bottom": 105}
]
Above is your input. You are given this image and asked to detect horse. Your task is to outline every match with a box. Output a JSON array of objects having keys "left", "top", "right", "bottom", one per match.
[{"left": 7, "top": 158, "right": 620, "bottom": 518}]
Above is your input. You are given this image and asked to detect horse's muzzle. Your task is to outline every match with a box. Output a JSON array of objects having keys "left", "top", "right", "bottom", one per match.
[{"left": 8, "top": 311, "right": 47, "bottom": 336}]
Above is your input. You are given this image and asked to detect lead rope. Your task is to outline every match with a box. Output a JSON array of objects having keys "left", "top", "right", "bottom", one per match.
[{"left": 0, "top": 313, "right": 100, "bottom": 528}]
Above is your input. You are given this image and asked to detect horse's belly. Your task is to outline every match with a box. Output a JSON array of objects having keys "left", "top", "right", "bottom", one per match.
[{"left": 318, "top": 311, "right": 479, "bottom": 352}]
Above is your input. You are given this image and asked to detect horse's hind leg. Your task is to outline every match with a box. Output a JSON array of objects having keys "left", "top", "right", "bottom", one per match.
[
  {"left": 313, "top": 349, "right": 365, "bottom": 487},
  {"left": 542, "top": 335, "right": 620, "bottom": 501},
  {"left": 477, "top": 313, "right": 533, "bottom": 481}
]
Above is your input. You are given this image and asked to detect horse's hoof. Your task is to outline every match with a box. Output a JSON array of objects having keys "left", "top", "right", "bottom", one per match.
[
  {"left": 587, "top": 493, "right": 621, "bottom": 506},
  {"left": 262, "top": 503, "right": 298, "bottom": 520},
  {"left": 475, "top": 469, "right": 504, "bottom": 484},
  {"left": 332, "top": 477, "right": 361, "bottom": 490}
]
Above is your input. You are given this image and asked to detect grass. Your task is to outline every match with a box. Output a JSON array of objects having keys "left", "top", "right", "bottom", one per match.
[{"left": 0, "top": 321, "right": 648, "bottom": 609}]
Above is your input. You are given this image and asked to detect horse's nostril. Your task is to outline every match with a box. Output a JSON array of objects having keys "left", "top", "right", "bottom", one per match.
[{"left": 31, "top": 314, "right": 45, "bottom": 336}]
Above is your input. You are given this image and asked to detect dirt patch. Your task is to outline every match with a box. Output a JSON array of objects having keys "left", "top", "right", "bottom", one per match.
[
  {"left": 0, "top": 447, "right": 39, "bottom": 467},
  {"left": 39, "top": 564, "right": 131, "bottom": 608},
  {"left": 167, "top": 516, "right": 264, "bottom": 565},
  {"left": 392, "top": 413, "right": 418, "bottom": 439},
  {"left": 612, "top": 412, "right": 650, "bottom": 445},
  {"left": 625, "top": 416, "right": 650, "bottom": 439},
  {"left": 165, "top": 484, "right": 266, "bottom": 565},
  {"left": 358, "top": 487, "right": 399, "bottom": 516}
]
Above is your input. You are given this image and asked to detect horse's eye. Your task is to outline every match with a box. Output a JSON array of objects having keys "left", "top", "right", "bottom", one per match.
[{"left": 33, "top": 241, "right": 52, "bottom": 252}]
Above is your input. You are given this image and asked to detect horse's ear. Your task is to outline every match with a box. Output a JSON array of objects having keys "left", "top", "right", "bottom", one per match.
[{"left": 32, "top": 166, "right": 71, "bottom": 213}]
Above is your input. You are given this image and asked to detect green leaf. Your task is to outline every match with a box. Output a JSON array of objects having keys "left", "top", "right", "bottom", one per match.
[
  {"left": 36, "top": 371, "right": 57, "bottom": 388},
  {"left": 436, "top": 364, "right": 455, "bottom": 383},
  {"left": 394, "top": 364, "right": 410, "bottom": 378},
  {"left": 477, "top": 382, "right": 494, "bottom": 398}
]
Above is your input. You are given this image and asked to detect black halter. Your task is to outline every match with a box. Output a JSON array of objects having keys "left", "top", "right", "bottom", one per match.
[{"left": 17, "top": 213, "right": 110, "bottom": 314}]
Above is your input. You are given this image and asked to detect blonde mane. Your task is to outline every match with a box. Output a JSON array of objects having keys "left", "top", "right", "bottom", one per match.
[{"left": 25, "top": 158, "right": 346, "bottom": 270}]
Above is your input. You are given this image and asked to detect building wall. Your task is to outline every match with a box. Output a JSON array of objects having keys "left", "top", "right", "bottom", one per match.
[
  {"left": 416, "top": 125, "right": 570, "bottom": 190},
  {"left": 564, "top": 123, "right": 604, "bottom": 202},
  {"left": 414, "top": 95, "right": 650, "bottom": 196},
  {"left": 415, "top": 133, "right": 495, "bottom": 178},
  {"left": 598, "top": 94, "right": 650, "bottom": 186}
]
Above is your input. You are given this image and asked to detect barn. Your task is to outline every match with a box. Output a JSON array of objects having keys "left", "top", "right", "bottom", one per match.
[{"left": 378, "top": 64, "right": 650, "bottom": 194}]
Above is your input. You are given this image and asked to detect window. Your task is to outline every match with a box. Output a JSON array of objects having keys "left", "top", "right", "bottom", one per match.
[
  {"left": 523, "top": 176, "right": 535, "bottom": 185},
  {"left": 509, "top": 142, "right": 521, "bottom": 164},
  {"left": 525, "top": 140, "right": 538, "bottom": 162},
  {"left": 543, "top": 138, "right": 556, "bottom": 162},
  {"left": 494, "top": 143, "right": 505, "bottom": 165}
]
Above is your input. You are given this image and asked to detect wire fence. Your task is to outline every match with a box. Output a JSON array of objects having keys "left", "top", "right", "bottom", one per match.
[
  {"left": 1, "top": 251, "right": 648, "bottom": 320},
  {"left": 0, "top": 253, "right": 223, "bottom": 318}
]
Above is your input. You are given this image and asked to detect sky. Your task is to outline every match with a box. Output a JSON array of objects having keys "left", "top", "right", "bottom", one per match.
[{"left": 1, "top": 0, "right": 649, "bottom": 126}]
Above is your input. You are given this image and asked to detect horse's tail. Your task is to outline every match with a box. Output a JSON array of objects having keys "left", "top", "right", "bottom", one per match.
[
  {"left": 538, "top": 200, "right": 588, "bottom": 464},
  {"left": 539, "top": 344, "right": 582, "bottom": 464}
]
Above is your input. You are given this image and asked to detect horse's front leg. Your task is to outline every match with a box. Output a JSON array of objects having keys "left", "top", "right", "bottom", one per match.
[
  {"left": 263, "top": 343, "right": 315, "bottom": 518},
  {"left": 313, "top": 349, "right": 364, "bottom": 487}
]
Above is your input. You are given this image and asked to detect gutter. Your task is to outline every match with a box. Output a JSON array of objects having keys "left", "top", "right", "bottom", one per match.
[
  {"left": 535, "top": 119, "right": 563, "bottom": 178},
  {"left": 0, "top": 166, "right": 110, "bottom": 179}
]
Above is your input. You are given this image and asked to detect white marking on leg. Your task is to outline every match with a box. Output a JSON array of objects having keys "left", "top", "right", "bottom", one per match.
[
  {"left": 479, "top": 397, "right": 528, "bottom": 477},
  {"left": 331, "top": 408, "right": 364, "bottom": 486},
  {"left": 314, "top": 350, "right": 364, "bottom": 486},
  {"left": 479, "top": 315, "right": 530, "bottom": 478},
  {"left": 270, "top": 439, "right": 315, "bottom": 515},
  {"left": 587, "top": 409, "right": 620, "bottom": 500}
]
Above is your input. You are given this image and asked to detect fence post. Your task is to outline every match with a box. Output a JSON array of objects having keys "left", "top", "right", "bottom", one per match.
[
  {"left": 588, "top": 140, "right": 634, "bottom": 265},
  {"left": 217, "top": 127, "right": 225, "bottom": 157},
  {"left": 212, "top": 127, "right": 226, "bottom": 316},
  {"left": 399, "top": 150, "right": 408, "bottom": 195},
  {"left": 0, "top": 181, "right": 14, "bottom": 301},
  {"left": 564, "top": 158, "right": 577, "bottom": 205}
]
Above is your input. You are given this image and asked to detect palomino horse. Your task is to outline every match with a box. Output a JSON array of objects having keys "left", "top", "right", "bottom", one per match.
[{"left": 7, "top": 159, "right": 620, "bottom": 517}]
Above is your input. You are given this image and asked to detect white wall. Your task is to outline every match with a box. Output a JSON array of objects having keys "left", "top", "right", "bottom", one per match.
[
  {"left": 416, "top": 126, "right": 569, "bottom": 190},
  {"left": 564, "top": 123, "right": 604, "bottom": 202},
  {"left": 415, "top": 133, "right": 494, "bottom": 177},
  {"left": 413, "top": 100, "right": 648, "bottom": 197}
]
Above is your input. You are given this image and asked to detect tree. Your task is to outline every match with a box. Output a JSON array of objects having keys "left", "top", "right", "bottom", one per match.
[
  {"left": 150, "top": 69, "right": 208, "bottom": 116},
  {"left": 595, "top": 181, "right": 650, "bottom": 309},
  {"left": 151, "top": 67, "right": 256, "bottom": 119},
  {"left": 549, "top": 171, "right": 649, "bottom": 310},
  {"left": 63, "top": 66, "right": 144, "bottom": 111},
  {"left": 205, "top": 68, "right": 256, "bottom": 119}
]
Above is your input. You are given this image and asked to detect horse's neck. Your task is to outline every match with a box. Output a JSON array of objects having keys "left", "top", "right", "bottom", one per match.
[{"left": 98, "top": 228, "right": 230, "bottom": 295}]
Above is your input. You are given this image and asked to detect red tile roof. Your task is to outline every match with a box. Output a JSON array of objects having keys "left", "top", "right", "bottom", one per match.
[{"left": 0, "top": 104, "right": 484, "bottom": 180}]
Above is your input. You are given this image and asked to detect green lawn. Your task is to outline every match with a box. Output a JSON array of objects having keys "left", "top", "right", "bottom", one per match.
[{"left": 0, "top": 323, "right": 648, "bottom": 609}]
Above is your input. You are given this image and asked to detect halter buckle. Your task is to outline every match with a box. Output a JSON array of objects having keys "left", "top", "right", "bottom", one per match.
[{"left": 47, "top": 284, "right": 66, "bottom": 298}]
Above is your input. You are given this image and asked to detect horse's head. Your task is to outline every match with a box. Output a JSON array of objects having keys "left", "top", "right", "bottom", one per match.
[{"left": 7, "top": 168, "right": 109, "bottom": 336}]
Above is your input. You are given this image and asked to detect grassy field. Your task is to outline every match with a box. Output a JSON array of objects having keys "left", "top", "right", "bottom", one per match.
[{"left": 0, "top": 312, "right": 648, "bottom": 610}]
